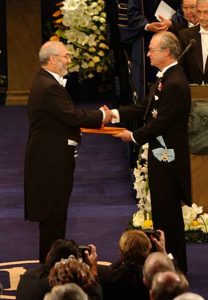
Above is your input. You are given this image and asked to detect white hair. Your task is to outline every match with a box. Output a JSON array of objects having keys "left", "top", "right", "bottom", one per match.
[
  {"left": 44, "top": 283, "right": 88, "bottom": 300},
  {"left": 173, "top": 292, "right": 205, "bottom": 300}
]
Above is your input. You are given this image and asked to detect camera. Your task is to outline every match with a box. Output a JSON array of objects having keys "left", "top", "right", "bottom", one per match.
[
  {"left": 79, "top": 245, "right": 91, "bottom": 262},
  {"left": 141, "top": 229, "right": 160, "bottom": 252},
  {"left": 142, "top": 229, "right": 160, "bottom": 240}
]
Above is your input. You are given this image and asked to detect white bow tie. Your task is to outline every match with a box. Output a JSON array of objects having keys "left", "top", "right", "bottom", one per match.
[
  {"left": 156, "top": 71, "right": 163, "bottom": 78},
  {"left": 59, "top": 77, "right": 67, "bottom": 87}
]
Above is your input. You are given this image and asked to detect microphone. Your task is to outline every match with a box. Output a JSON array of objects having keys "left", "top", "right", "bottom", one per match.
[{"left": 178, "top": 39, "right": 196, "bottom": 62}]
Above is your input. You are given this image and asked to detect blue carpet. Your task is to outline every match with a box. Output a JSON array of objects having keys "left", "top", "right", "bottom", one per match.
[{"left": 0, "top": 105, "right": 207, "bottom": 299}]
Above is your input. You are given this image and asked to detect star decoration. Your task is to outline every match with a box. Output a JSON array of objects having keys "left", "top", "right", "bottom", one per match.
[
  {"left": 154, "top": 95, "right": 159, "bottom": 101},
  {"left": 151, "top": 109, "right": 158, "bottom": 118},
  {"left": 161, "top": 150, "right": 169, "bottom": 162}
]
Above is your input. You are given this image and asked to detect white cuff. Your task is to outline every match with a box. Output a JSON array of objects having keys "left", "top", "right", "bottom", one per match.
[{"left": 111, "top": 109, "right": 120, "bottom": 123}]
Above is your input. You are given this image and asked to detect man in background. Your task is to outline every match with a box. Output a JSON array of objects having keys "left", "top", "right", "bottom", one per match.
[
  {"left": 178, "top": 0, "right": 208, "bottom": 84},
  {"left": 170, "top": 0, "right": 198, "bottom": 35}
]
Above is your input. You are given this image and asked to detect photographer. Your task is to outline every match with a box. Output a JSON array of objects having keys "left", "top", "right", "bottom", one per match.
[
  {"left": 16, "top": 240, "right": 101, "bottom": 300},
  {"left": 80, "top": 244, "right": 99, "bottom": 277},
  {"left": 97, "top": 229, "right": 168, "bottom": 300},
  {"left": 16, "top": 239, "right": 80, "bottom": 300}
]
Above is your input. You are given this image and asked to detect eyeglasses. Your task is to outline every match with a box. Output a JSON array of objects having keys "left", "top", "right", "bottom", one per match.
[
  {"left": 148, "top": 47, "right": 165, "bottom": 53},
  {"left": 53, "top": 53, "right": 70, "bottom": 59}
]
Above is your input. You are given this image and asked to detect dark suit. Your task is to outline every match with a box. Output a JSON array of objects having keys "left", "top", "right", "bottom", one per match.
[
  {"left": 24, "top": 68, "right": 103, "bottom": 262},
  {"left": 17, "top": 263, "right": 103, "bottom": 300},
  {"left": 118, "top": 64, "right": 192, "bottom": 273},
  {"left": 169, "top": 21, "right": 188, "bottom": 36},
  {"left": 98, "top": 260, "right": 149, "bottom": 300},
  {"left": 16, "top": 264, "right": 50, "bottom": 300},
  {"left": 178, "top": 24, "right": 208, "bottom": 84}
]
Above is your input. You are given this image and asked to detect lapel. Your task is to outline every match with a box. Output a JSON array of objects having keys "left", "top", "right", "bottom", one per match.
[
  {"left": 193, "top": 26, "right": 203, "bottom": 74},
  {"left": 144, "top": 65, "right": 179, "bottom": 121},
  {"left": 144, "top": 78, "right": 160, "bottom": 120}
]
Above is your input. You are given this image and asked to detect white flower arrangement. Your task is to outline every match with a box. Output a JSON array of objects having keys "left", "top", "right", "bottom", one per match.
[
  {"left": 131, "top": 144, "right": 208, "bottom": 242},
  {"left": 52, "top": 0, "right": 111, "bottom": 79}
]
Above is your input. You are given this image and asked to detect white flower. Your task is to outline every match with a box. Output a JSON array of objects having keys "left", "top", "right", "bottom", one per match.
[
  {"left": 132, "top": 210, "right": 145, "bottom": 228},
  {"left": 53, "top": 0, "right": 110, "bottom": 79},
  {"left": 132, "top": 141, "right": 208, "bottom": 239}
]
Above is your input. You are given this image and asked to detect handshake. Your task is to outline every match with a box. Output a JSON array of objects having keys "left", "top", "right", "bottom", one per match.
[
  {"left": 99, "top": 105, "right": 133, "bottom": 143},
  {"left": 100, "top": 105, "right": 115, "bottom": 125}
]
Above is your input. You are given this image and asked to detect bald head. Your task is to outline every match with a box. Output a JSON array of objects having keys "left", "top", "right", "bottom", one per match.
[
  {"left": 150, "top": 271, "right": 189, "bottom": 300},
  {"left": 173, "top": 292, "right": 205, "bottom": 300},
  {"left": 38, "top": 41, "right": 70, "bottom": 77},
  {"left": 143, "top": 252, "right": 175, "bottom": 288}
]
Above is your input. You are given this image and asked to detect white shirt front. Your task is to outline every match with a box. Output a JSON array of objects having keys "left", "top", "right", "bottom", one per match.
[{"left": 199, "top": 26, "right": 208, "bottom": 73}]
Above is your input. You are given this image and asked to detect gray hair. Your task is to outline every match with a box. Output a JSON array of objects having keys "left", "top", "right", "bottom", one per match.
[
  {"left": 143, "top": 252, "right": 175, "bottom": 289},
  {"left": 39, "top": 41, "right": 64, "bottom": 65},
  {"left": 155, "top": 31, "right": 181, "bottom": 59},
  {"left": 173, "top": 292, "right": 205, "bottom": 300},
  {"left": 44, "top": 283, "right": 88, "bottom": 300}
]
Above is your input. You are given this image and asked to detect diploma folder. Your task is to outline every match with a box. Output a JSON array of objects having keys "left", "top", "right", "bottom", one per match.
[{"left": 81, "top": 126, "right": 126, "bottom": 135}]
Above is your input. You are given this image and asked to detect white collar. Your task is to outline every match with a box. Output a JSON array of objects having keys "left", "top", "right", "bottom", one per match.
[
  {"left": 156, "top": 62, "right": 178, "bottom": 78},
  {"left": 199, "top": 26, "right": 208, "bottom": 34},
  {"left": 45, "top": 70, "right": 67, "bottom": 87}
]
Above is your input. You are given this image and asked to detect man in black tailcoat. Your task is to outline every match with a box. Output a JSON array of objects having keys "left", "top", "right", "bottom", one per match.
[
  {"left": 106, "top": 31, "right": 192, "bottom": 273},
  {"left": 24, "top": 41, "right": 112, "bottom": 263},
  {"left": 178, "top": 0, "right": 208, "bottom": 84}
]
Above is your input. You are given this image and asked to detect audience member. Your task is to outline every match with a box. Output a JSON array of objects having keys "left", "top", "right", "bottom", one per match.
[
  {"left": 48, "top": 255, "right": 102, "bottom": 300},
  {"left": 97, "top": 229, "right": 167, "bottom": 300},
  {"left": 150, "top": 271, "right": 189, "bottom": 300},
  {"left": 173, "top": 292, "right": 205, "bottom": 300},
  {"left": 16, "top": 239, "right": 80, "bottom": 300},
  {"left": 44, "top": 283, "right": 88, "bottom": 300},
  {"left": 178, "top": 0, "right": 208, "bottom": 84},
  {"left": 170, "top": 0, "right": 198, "bottom": 35},
  {"left": 143, "top": 252, "right": 176, "bottom": 289}
]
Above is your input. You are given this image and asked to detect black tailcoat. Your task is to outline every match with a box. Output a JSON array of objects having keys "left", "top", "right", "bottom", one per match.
[
  {"left": 178, "top": 24, "right": 208, "bottom": 84},
  {"left": 24, "top": 68, "right": 103, "bottom": 261},
  {"left": 24, "top": 68, "right": 102, "bottom": 222},
  {"left": 118, "top": 64, "right": 192, "bottom": 272}
]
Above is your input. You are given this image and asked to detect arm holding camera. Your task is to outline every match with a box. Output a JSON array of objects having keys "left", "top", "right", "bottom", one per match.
[
  {"left": 84, "top": 244, "right": 98, "bottom": 276},
  {"left": 150, "top": 230, "right": 167, "bottom": 255}
]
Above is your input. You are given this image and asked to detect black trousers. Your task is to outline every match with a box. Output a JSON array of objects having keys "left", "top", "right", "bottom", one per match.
[{"left": 38, "top": 150, "right": 75, "bottom": 263}]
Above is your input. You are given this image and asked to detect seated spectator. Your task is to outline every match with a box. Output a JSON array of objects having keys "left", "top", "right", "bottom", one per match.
[
  {"left": 97, "top": 229, "right": 167, "bottom": 300},
  {"left": 143, "top": 252, "right": 176, "bottom": 289},
  {"left": 48, "top": 249, "right": 102, "bottom": 300},
  {"left": 173, "top": 292, "right": 205, "bottom": 300},
  {"left": 16, "top": 239, "right": 80, "bottom": 300},
  {"left": 150, "top": 271, "right": 189, "bottom": 300},
  {"left": 44, "top": 283, "right": 88, "bottom": 300}
]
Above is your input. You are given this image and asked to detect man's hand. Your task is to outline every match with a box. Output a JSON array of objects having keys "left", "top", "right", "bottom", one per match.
[
  {"left": 100, "top": 105, "right": 115, "bottom": 124},
  {"left": 147, "top": 22, "right": 168, "bottom": 33},
  {"left": 114, "top": 129, "right": 133, "bottom": 142},
  {"left": 151, "top": 229, "right": 167, "bottom": 255},
  {"left": 158, "top": 16, "right": 172, "bottom": 30},
  {"left": 85, "top": 244, "right": 98, "bottom": 276}
]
